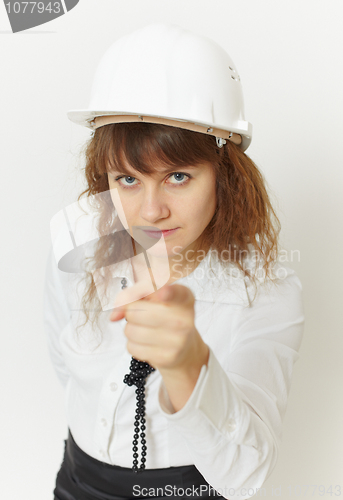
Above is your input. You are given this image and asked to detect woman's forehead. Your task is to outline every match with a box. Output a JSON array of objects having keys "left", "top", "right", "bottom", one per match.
[
  {"left": 103, "top": 122, "right": 219, "bottom": 175},
  {"left": 107, "top": 154, "right": 210, "bottom": 175}
]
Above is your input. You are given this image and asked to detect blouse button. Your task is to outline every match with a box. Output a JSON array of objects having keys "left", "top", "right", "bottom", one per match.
[
  {"left": 101, "top": 418, "right": 107, "bottom": 427},
  {"left": 99, "top": 449, "right": 105, "bottom": 457},
  {"left": 110, "top": 382, "right": 118, "bottom": 392}
]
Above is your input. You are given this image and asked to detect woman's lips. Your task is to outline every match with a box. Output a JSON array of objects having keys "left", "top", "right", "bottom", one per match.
[{"left": 142, "top": 228, "right": 179, "bottom": 238}]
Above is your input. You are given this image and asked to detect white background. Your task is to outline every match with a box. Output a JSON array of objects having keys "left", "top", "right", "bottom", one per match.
[{"left": 1, "top": 0, "right": 342, "bottom": 498}]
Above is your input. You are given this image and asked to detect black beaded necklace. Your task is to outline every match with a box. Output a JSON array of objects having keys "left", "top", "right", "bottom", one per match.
[{"left": 121, "top": 277, "right": 156, "bottom": 473}]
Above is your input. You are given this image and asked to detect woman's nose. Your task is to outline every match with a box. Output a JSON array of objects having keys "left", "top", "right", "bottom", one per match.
[{"left": 139, "top": 187, "right": 170, "bottom": 222}]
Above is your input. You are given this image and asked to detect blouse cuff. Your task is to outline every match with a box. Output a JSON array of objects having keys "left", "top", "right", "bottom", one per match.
[
  {"left": 158, "top": 356, "right": 208, "bottom": 415},
  {"left": 157, "top": 347, "right": 252, "bottom": 448}
]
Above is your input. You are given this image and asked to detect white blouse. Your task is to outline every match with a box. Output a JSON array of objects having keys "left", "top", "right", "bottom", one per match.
[{"left": 43, "top": 242, "right": 304, "bottom": 500}]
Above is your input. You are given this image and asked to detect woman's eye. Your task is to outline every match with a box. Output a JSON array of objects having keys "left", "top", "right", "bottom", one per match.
[
  {"left": 168, "top": 172, "right": 190, "bottom": 185},
  {"left": 115, "top": 175, "right": 137, "bottom": 188},
  {"left": 114, "top": 172, "right": 192, "bottom": 189}
]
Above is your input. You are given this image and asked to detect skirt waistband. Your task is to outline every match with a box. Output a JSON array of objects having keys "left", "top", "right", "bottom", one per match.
[{"left": 55, "top": 428, "right": 223, "bottom": 500}]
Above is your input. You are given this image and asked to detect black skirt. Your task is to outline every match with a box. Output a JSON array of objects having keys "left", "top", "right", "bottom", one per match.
[{"left": 53, "top": 429, "right": 224, "bottom": 500}]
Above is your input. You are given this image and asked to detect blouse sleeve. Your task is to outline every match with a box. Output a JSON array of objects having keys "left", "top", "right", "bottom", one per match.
[
  {"left": 158, "top": 268, "right": 305, "bottom": 500},
  {"left": 43, "top": 246, "right": 72, "bottom": 389}
]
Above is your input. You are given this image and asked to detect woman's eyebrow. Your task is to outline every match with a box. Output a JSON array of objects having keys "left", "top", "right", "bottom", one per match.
[
  {"left": 161, "top": 165, "right": 200, "bottom": 173},
  {"left": 111, "top": 165, "right": 200, "bottom": 175}
]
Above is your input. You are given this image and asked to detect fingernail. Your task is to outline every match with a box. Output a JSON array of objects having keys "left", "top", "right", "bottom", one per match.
[{"left": 110, "top": 311, "right": 119, "bottom": 321}]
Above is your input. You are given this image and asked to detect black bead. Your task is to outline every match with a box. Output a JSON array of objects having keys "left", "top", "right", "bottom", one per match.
[
  {"left": 122, "top": 280, "right": 156, "bottom": 472},
  {"left": 123, "top": 351, "right": 155, "bottom": 471}
]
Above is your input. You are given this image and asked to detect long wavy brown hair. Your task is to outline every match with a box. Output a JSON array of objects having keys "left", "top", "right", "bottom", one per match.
[{"left": 74, "top": 122, "right": 281, "bottom": 340}]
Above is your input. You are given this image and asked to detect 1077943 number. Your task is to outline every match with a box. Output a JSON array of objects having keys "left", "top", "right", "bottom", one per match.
[
  {"left": 287, "top": 484, "right": 341, "bottom": 496},
  {"left": 5, "top": 2, "right": 61, "bottom": 14}
]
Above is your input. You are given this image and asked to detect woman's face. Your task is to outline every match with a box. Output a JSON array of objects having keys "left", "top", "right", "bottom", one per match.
[{"left": 107, "top": 159, "right": 217, "bottom": 270}]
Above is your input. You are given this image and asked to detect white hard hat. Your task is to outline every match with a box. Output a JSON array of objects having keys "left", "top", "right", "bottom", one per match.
[{"left": 67, "top": 23, "right": 252, "bottom": 151}]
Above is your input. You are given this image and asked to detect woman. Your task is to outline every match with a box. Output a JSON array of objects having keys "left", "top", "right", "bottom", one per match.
[{"left": 44, "top": 23, "right": 305, "bottom": 500}]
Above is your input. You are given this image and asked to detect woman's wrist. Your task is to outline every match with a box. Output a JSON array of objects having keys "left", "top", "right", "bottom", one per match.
[{"left": 159, "top": 342, "right": 210, "bottom": 412}]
